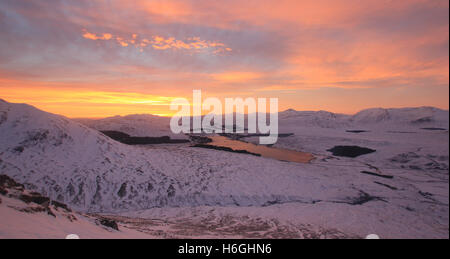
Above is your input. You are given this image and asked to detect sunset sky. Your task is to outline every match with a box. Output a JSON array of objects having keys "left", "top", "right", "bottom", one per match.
[{"left": 0, "top": 0, "right": 448, "bottom": 118}]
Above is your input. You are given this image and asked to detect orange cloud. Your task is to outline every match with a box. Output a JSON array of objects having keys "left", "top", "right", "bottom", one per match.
[
  {"left": 81, "top": 29, "right": 232, "bottom": 54},
  {"left": 82, "top": 30, "right": 112, "bottom": 40}
]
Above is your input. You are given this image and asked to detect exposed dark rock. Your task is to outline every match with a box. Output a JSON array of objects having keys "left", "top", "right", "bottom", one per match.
[
  {"left": 19, "top": 194, "right": 50, "bottom": 205},
  {"left": 19, "top": 206, "right": 47, "bottom": 214},
  {"left": 347, "top": 191, "right": 385, "bottom": 205},
  {"left": 101, "top": 130, "right": 130, "bottom": 140},
  {"left": 99, "top": 218, "right": 119, "bottom": 231},
  {"left": 418, "top": 191, "right": 434, "bottom": 199},
  {"left": 13, "top": 146, "right": 24, "bottom": 153},
  {"left": 46, "top": 208, "right": 56, "bottom": 218},
  {"left": 329, "top": 191, "right": 385, "bottom": 206},
  {"left": 117, "top": 183, "right": 127, "bottom": 198},
  {"left": 0, "top": 175, "right": 24, "bottom": 190},
  {"left": 0, "top": 175, "right": 73, "bottom": 219},
  {"left": 147, "top": 183, "right": 154, "bottom": 192},
  {"left": 167, "top": 184, "right": 176, "bottom": 197},
  {"left": 92, "top": 176, "right": 102, "bottom": 204},
  {"left": 17, "top": 204, "right": 56, "bottom": 217},
  {"left": 346, "top": 130, "right": 369, "bottom": 133},
  {"left": 421, "top": 127, "right": 447, "bottom": 131},
  {"left": 374, "top": 181, "right": 398, "bottom": 190},
  {"left": 360, "top": 171, "right": 394, "bottom": 179},
  {"left": 51, "top": 200, "right": 72, "bottom": 212},
  {"left": 101, "top": 130, "right": 189, "bottom": 145},
  {"left": 0, "top": 111, "right": 7, "bottom": 125},
  {"left": 262, "top": 200, "right": 280, "bottom": 206},
  {"left": 327, "top": 146, "right": 376, "bottom": 158},
  {"left": 66, "top": 183, "right": 75, "bottom": 197},
  {"left": 189, "top": 135, "right": 213, "bottom": 144},
  {"left": 23, "top": 130, "right": 49, "bottom": 144}
]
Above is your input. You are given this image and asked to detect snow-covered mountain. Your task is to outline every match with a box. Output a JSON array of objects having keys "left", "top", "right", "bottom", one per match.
[
  {"left": 0, "top": 99, "right": 208, "bottom": 212},
  {"left": 350, "top": 107, "right": 449, "bottom": 127},
  {"left": 1, "top": 99, "right": 448, "bottom": 238},
  {"left": 0, "top": 99, "right": 377, "bottom": 213},
  {"left": 278, "top": 107, "right": 449, "bottom": 129},
  {"left": 74, "top": 114, "right": 188, "bottom": 139},
  {"left": 279, "top": 109, "right": 351, "bottom": 128}
]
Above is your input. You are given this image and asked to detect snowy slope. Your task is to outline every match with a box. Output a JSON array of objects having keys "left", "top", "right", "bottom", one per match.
[
  {"left": 0, "top": 99, "right": 190, "bottom": 212},
  {"left": 0, "top": 174, "right": 151, "bottom": 239},
  {"left": 0, "top": 99, "right": 393, "bottom": 213},
  {"left": 0, "top": 99, "right": 448, "bottom": 238},
  {"left": 0, "top": 174, "right": 356, "bottom": 239}
]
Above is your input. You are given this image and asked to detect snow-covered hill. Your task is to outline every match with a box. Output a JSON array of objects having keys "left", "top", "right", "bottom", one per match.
[
  {"left": 0, "top": 99, "right": 448, "bottom": 238},
  {"left": 350, "top": 107, "right": 449, "bottom": 127},
  {"left": 1, "top": 99, "right": 389, "bottom": 213},
  {"left": 74, "top": 114, "right": 188, "bottom": 139},
  {"left": 0, "top": 99, "right": 210, "bottom": 212},
  {"left": 279, "top": 109, "right": 351, "bottom": 128},
  {"left": 278, "top": 107, "right": 449, "bottom": 129}
]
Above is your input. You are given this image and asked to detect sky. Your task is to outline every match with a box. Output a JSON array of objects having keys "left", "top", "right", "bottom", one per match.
[{"left": 0, "top": 0, "right": 448, "bottom": 118}]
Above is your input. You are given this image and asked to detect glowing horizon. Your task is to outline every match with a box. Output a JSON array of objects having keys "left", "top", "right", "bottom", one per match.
[{"left": 0, "top": 0, "right": 448, "bottom": 118}]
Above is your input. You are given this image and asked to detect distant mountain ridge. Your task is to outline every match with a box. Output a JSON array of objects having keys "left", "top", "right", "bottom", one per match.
[
  {"left": 76, "top": 106, "right": 449, "bottom": 133},
  {"left": 279, "top": 106, "right": 449, "bottom": 129}
]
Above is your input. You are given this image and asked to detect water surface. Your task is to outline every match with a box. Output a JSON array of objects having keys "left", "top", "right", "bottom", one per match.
[{"left": 207, "top": 136, "right": 314, "bottom": 163}]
